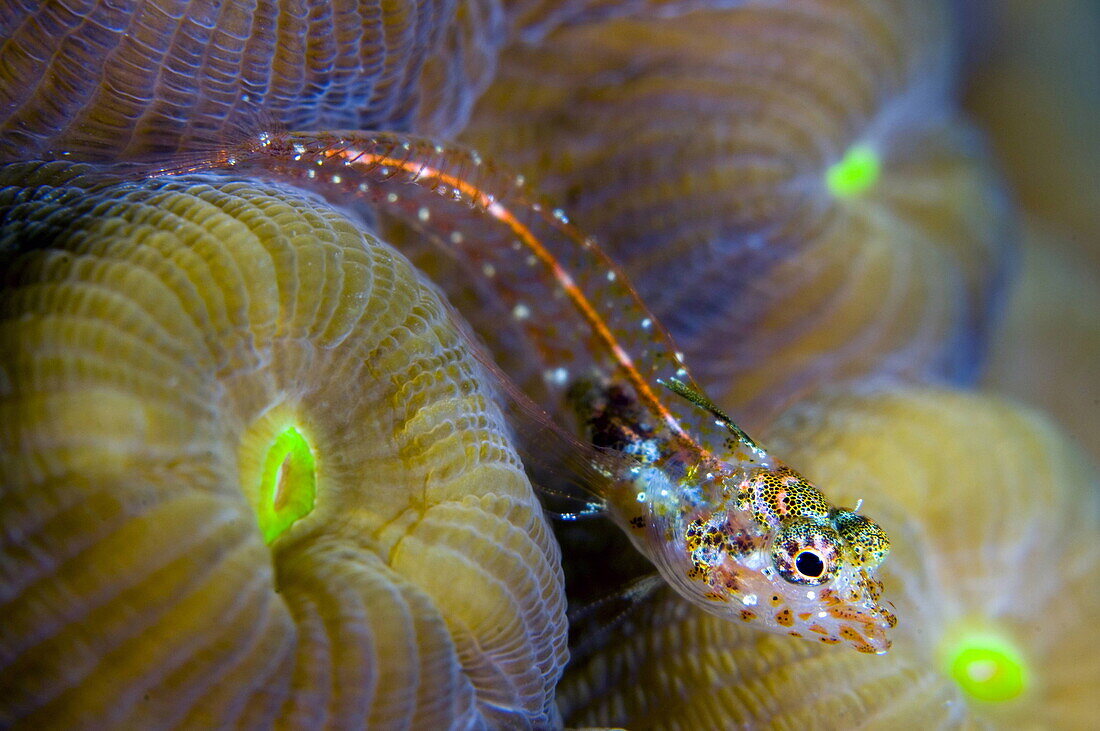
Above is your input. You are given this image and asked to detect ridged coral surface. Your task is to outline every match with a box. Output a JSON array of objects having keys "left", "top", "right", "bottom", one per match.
[
  {"left": 0, "top": 0, "right": 1093, "bottom": 727},
  {"left": 0, "top": 162, "right": 567, "bottom": 728},
  {"left": 559, "top": 389, "right": 1099, "bottom": 728},
  {"left": 0, "top": 0, "right": 503, "bottom": 159},
  {"left": 462, "top": 0, "right": 1011, "bottom": 421}
]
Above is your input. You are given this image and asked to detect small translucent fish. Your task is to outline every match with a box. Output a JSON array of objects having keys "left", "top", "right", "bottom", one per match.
[{"left": 143, "top": 129, "right": 897, "bottom": 653}]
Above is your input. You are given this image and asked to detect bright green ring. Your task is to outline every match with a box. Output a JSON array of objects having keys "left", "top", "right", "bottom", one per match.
[
  {"left": 826, "top": 144, "right": 881, "bottom": 198},
  {"left": 257, "top": 426, "right": 316, "bottom": 543},
  {"left": 947, "top": 632, "right": 1028, "bottom": 703}
]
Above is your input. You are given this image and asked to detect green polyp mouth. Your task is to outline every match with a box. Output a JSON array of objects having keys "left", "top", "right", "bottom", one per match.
[
  {"left": 826, "top": 144, "right": 881, "bottom": 198},
  {"left": 945, "top": 631, "right": 1028, "bottom": 703},
  {"left": 257, "top": 426, "right": 316, "bottom": 543}
]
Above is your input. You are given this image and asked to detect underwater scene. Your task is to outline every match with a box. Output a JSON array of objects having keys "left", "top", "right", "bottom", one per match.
[{"left": 0, "top": 0, "right": 1096, "bottom": 728}]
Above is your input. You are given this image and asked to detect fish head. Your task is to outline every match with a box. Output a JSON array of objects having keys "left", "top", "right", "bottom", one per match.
[{"left": 649, "top": 464, "right": 895, "bottom": 653}]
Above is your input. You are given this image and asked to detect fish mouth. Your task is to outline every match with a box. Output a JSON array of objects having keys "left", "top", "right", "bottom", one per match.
[
  {"left": 849, "top": 619, "right": 892, "bottom": 654},
  {"left": 825, "top": 602, "right": 896, "bottom": 654}
]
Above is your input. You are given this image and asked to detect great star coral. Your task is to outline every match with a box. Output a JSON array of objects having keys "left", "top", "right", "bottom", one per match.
[{"left": 0, "top": 0, "right": 1096, "bottom": 728}]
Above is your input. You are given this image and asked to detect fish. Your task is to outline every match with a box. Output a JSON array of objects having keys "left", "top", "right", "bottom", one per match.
[{"left": 140, "top": 129, "right": 897, "bottom": 653}]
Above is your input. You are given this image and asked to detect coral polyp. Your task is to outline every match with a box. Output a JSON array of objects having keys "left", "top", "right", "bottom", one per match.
[
  {"left": 944, "top": 629, "right": 1029, "bottom": 703},
  {"left": 0, "top": 0, "right": 1094, "bottom": 726},
  {"left": 244, "top": 420, "right": 317, "bottom": 544},
  {"left": 0, "top": 164, "right": 567, "bottom": 727},
  {"left": 826, "top": 144, "right": 882, "bottom": 199},
  {"left": 558, "top": 389, "right": 1098, "bottom": 728}
]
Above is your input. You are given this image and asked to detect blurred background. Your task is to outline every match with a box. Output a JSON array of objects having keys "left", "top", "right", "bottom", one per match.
[{"left": 964, "top": 0, "right": 1100, "bottom": 462}]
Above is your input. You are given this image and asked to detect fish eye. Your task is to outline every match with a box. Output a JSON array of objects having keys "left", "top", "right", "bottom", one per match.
[
  {"left": 772, "top": 519, "right": 841, "bottom": 586},
  {"left": 795, "top": 549, "right": 826, "bottom": 578}
]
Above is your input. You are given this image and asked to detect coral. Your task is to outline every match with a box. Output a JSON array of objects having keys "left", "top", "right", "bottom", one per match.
[
  {"left": 559, "top": 388, "right": 1099, "bottom": 728},
  {"left": 462, "top": 0, "right": 1013, "bottom": 422},
  {"left": 0, "top": 162, "right": 567, "bottom": 727},
  {"left": 0, "top": 0, "right": 504, "bottom": 158},
  {"left": 0, "top": 0, "right": 1094, "bottom": 727}
]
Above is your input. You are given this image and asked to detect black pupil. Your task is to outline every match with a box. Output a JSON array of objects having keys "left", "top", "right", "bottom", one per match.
[{"left": 795, "top": 550, "right": 825, "bottom": 578}]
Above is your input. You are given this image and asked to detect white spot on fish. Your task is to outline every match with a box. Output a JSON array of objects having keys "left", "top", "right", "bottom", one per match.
[
  {"left": 512, "top": 304, "right": 530, "bottom": 320},
  {"left": 625, "top": 438, "right": 661, "bottom": 463},
  {"left": 544, "top": 367, "right": 569, "bottom": 386}
]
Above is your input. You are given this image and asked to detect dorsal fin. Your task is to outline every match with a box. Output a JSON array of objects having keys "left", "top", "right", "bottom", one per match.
[{"left": 659, "top": 377, "right": 760, "bottom": 453}]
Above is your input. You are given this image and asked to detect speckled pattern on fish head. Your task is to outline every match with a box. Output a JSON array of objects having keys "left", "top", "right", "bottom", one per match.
[
  {"left": 636, "top": 460, "right": 895, "bottom": 654},
  {"left": 603, "top": 379, "right": 896, "bottom": 653}
]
